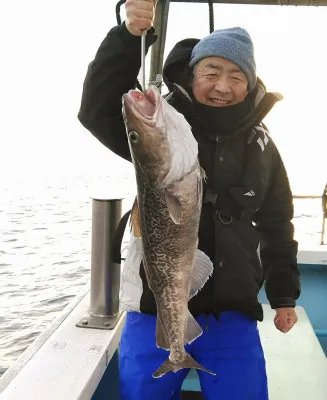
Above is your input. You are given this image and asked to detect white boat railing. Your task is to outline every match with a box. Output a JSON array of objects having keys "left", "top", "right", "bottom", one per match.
[{"left": 0, "top": 289, "right": 126, "bottom": 400}]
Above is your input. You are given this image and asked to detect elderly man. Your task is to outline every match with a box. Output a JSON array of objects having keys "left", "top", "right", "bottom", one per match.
[{"left": 78, "top": 0, "right": 300, "bottom": 399}]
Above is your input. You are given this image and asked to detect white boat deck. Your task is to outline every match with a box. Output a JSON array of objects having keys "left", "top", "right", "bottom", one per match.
[
  {"left": 259, "top": 307, "right": 327, "bottom": 399},
  {"left": 0, "top": 288, "right": 326, "bottom": 400}
]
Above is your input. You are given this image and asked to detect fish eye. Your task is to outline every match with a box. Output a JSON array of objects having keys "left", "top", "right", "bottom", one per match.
[{"left": 129, "top": 131, "right": 139, "bottom": 144}]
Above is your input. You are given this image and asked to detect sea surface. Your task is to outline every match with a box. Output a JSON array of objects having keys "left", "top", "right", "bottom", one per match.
[{"left": 0, "top": 174, "right": 325, "bottom": 377}]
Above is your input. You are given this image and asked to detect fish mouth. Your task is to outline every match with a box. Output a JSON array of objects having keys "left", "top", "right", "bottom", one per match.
[{"left": 124, "top": 86, "right": 159, "bottom": 121}]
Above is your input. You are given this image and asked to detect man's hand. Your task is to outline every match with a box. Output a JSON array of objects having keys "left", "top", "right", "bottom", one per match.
[
  {"left": 125, "top": 0, "right": 156, "bottom": 36},
  {"left": 274, "top": 307, "right": 298, "bottom": 333}
]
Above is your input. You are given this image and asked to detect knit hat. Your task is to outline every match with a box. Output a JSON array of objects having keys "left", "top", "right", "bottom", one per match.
[{"left": 189, "top": 27, "right": 257, "bottom": 92}]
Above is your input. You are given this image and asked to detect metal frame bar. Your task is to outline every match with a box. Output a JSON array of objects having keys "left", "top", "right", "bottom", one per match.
[
  {"left": 148, "top": 0, "right": 326, "bottom": 89},
  {"left": 170, "top": 0, "right": 327, "bottom": 5},
  {"left": 149, "top": 0, "right": 171, "bottom": 85}
]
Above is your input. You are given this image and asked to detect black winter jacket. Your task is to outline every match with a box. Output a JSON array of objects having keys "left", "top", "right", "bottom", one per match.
[{"left": 78, "top": 23, "right": 301, "bottom": 321}]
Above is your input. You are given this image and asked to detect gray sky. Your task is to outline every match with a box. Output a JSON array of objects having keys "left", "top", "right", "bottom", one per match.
[{"left": 0, "top": 1, "right": 326, "bottom": 194}]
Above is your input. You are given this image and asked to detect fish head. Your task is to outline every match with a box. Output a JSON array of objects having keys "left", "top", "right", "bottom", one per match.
[
  {"left": 122, "top": 85, "right": 171, "bottom": 185},
  {"left": 123, "top": 85, "right": 199, "bottom": 187}
]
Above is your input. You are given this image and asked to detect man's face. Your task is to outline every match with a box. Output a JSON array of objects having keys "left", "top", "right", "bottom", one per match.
[{"left": 191, "top": 57, "right": 249, "bottom": 107}]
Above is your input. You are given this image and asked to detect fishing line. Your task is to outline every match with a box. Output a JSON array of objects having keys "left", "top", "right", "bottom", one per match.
[
  {"left": 141, "top": 30, "right": 147, "bottom": 92},
  {"left": 141, "top": 30, "right": 156, "bottom": 105}
]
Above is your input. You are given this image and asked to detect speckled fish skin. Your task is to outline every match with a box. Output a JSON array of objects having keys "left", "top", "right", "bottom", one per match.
[{"left": 122, "top": 86, "right": 215, "bottom": 378}]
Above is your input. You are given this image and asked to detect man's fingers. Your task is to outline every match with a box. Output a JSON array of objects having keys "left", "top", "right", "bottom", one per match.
[
  {"left": 126, "top": 0, "right": 155, "bottom": 16},
  {"left": 126, "top": 0, "right": 155, "bottom": 10},
  {"left": 133, "top": 9, "right": 154, "bottom": 19},
  {"left": 128, "top": 9, "right": 154, "bottom": 29},
  {"left": 125, "top": 0, "right": 156, "bottom": 36},
  {"left": 274, "top": 315, "right": 297, "bottom": 333},
  {"left": 128, "top": 17, "right": 153, "bottom": 32}
]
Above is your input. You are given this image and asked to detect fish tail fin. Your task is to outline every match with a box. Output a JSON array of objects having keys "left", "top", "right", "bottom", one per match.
[{"left": 152, "top": 353, "right": 216, "bottom": 379}]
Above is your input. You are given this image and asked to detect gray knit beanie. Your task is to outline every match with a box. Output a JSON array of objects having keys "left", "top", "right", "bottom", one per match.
[{"left": 189, "top": 27, "right": 257, "bottom": 92}]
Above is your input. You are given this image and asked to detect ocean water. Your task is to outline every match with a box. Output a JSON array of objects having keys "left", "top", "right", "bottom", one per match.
[{"left": 0, "top": 174, "right": 325, "bottom": 378}]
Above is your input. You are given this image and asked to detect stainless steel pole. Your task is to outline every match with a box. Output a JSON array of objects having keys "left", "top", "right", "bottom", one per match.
[
  {"left": 90, "top": 199, "right": 122, "bottom": 316},
  {"left": 77, "top": 198, "right": 123, "bottom": 330}
]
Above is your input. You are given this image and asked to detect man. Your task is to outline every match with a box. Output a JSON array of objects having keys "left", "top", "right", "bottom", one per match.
[{"left": 78, "top": 0, "right": 301, "bottom": 399}]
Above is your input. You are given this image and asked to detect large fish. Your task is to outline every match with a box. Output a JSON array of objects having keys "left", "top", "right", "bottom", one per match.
[{"left": 122, "top": 85, "right": 215, "bottom": 378}]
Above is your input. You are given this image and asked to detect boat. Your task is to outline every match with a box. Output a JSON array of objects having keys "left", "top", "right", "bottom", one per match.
[{"left": 1, "top": 1, "right": 327, "bottom": 399}]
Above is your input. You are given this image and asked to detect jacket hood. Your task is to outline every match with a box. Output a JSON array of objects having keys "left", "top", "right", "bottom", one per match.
[
  {"left": 163, "top": 38, "right": 200, "bottom": 92},
  {"left": 162, "top": 37, "right": 283, "bottom": 138}
]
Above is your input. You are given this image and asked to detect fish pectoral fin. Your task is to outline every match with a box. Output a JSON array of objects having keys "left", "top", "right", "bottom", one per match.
[
  {"left": 156, "top": 317, "right": 170, "bottom": 350},
  {"left": 185, "top": 310, "right": 203, "bottom": 345},
  {"left": 164, "top": 190, "right": 183, "bottom": 224},
  {"left": 152, "top": 353, "right": 216, "bottom": 378},
  {"left": 189, "top": 249, "right": 214, "bottom": 298}
]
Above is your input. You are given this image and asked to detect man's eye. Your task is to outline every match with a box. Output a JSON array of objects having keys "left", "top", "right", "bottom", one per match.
[{"left": 232, "top": 76, "right": 245, "bottom": 83}]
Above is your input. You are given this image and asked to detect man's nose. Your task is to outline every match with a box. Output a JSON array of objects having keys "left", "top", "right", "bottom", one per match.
[{"left": 214, "top": 77, "right": 231, "bottom": 94}]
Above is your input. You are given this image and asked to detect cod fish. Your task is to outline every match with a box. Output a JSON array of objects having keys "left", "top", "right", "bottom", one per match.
[{"left": 122, "top": 85, "right": 215, "bottom": 378}]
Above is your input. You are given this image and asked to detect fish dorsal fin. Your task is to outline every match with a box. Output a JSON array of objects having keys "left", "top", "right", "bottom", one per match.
[
  {"left": 189, "top": 249, "right": 213, "bottom": 298},
  {"left": 164, "top": 190, "right": 183, "bottom": 224},
  {"left": 130, "top": 198, "right": 142, "bottom": 237}
]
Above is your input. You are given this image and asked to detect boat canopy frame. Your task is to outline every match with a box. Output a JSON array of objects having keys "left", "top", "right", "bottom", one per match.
[
  {"left": 116, "top": 0, "right": 327, "bottom": 86},
  {"left": 170, "top": 0, "right": 326, "bottom": 4}
]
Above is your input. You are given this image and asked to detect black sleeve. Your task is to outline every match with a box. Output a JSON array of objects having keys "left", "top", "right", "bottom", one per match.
[
  {"left": 77, "top": 23, "right": 157, "bottom": 161},
  {"left": 253, "top": 145, "right": 301, "bottom": 309}
]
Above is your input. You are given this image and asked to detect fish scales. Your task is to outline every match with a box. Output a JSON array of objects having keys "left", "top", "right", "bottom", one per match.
[
  {"left": 122, "top": 85, "right": 215, "bottom": 378},
  {"left": 140, "top": 170, "right": 200, "bottom": 356}
]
